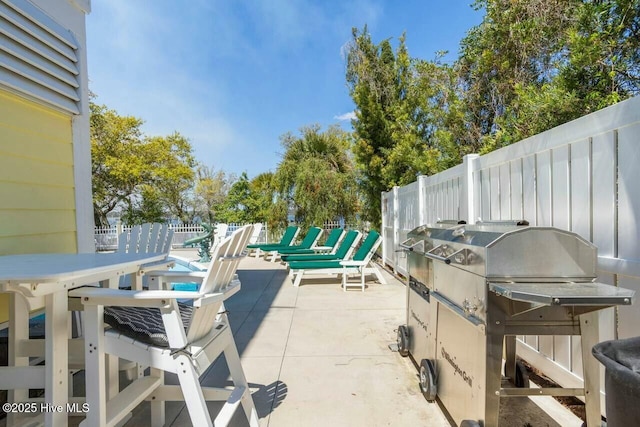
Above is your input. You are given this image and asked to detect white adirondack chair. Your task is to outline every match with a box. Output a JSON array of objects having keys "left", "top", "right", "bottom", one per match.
[
  {"left": 116, "top": 222, "right": 175, "bottom": 289},
  {"left": 249, "top": 222, "right": 263, "bottom": 245},
  {"left": 69, "top": 225, "right": 258, "bottom": 427}
]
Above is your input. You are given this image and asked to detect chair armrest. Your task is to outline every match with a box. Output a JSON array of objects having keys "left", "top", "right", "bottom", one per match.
[
  {"left": 146, "top": 271, "right": 206, "bottom": 289},
  {"left": 145, "top": 270, "right": 206, "bottom": 280},
  {"left": 139, "top": 259, "right": 175, "bottom": 274},
  {"left": 339, "top": 260, "right": 366, "bottom": 267},
  {"left": 69, "top": 281, "right": 240, "bottom": 308},
  {"left": 69, "top": 287, "right": 202, "bottom": 307}
]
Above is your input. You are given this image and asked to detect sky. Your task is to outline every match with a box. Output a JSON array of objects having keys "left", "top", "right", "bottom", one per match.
[{"left": 85, "top": 1, "right": 484, "bottom": 179}]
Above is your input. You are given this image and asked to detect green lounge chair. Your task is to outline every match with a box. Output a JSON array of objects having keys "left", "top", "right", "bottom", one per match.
[
  {"left": 288, "top": 230, "right": 385, "bottom": 291},
  {"left": 278, "top": 228, "right": 345, "bottom": 256},
  {"left": 247, "top": 225, "right": 300, "bottom": 258},
  {"left": 262, "top": 226, "right": 323, "bottom": 262},
  {"left": 281, "top": 229, "right": 361, "bottom": 263}
]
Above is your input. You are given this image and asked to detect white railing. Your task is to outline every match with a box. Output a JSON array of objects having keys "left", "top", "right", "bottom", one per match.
[
  {"left": 382, "top": 94, "right": 640, "bottom": 407},
  {"left": 95, "top": 222, "right": 267, "bottom": 251},
  {"left": 95, "top": 220, "right": 355, "bottom": 252}
]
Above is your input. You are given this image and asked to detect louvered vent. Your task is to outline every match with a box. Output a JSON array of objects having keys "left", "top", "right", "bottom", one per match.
[{"left": 0, "top": 0, "right": 80, "bottom": 114}]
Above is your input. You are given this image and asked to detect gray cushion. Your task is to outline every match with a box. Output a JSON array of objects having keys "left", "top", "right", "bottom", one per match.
[{"left": 104, "top": 303, "right": 193, "bottom": 348}]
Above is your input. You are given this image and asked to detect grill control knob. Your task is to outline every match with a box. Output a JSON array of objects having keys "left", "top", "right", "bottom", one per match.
[{"left": 463, "top": 298, "right": 478, "bottom": 316}]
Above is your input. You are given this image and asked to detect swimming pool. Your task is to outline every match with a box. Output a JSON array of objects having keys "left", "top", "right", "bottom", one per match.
[{"left": 167, "top": 256, "right": 206, "bottom": 292}]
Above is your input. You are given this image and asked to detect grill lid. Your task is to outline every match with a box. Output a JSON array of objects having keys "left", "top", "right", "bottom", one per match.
[{"left": 408, "top": 222, "right": 598, "bottom": 280}]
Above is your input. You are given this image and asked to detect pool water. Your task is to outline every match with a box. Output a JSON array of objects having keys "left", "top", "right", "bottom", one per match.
[{"left": 168, "top": 257, "right": 204, "bottom": 292}]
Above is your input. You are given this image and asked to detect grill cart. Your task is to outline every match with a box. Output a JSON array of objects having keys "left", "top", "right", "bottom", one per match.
[{"left": 397, "top": 221, "right": 635, "bottom": 427}]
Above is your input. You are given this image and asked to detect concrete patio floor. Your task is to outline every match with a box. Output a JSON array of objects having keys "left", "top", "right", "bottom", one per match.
[
  {"left": 3, "top": 251, "right": 585, "bottom": 426},
  {"left": 121, "top": 251, "right": 584, "bottom": 427}
]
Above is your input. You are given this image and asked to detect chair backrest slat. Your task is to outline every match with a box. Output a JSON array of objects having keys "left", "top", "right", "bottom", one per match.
[
  {"left": 159, "top": 228, "right": 174, "bottom": 254},
  {"left": 334, "top": 230, "right": 361, "bottom": 259},
  {"left": 214, "top": 223, "right": 229, "bottom": 247},
  {"left": 118, "top": 223, "right": 174, "bottom": 255},
  {"left": 324, "top": 228, "right": 344, "bottom": 249},
  {"left": 146, "top": 223, "right": 160, "bottom": 252},
  {"left": 280, "top": 226, "right": 299, "bottom": 246},
  {"left": 199, "top": 225, "right": 254, "bottom": 295},
  {"left": 187, "top": 224, "right": 254, "bottom": 341},
  {"left": 249, "top": 223, "right": 263, "bottom": 244},
  {"left": 299, "top": 227, "right": 322, "bottom": 248},
  {"left": 353, "top": 230, "right": 381, "bottom": 261}
]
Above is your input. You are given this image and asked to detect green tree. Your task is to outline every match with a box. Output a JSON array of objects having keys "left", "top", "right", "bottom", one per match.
[
  {"left": 345, "top": 28, "right": 398, "bottom": 227},
  {"left": 250, "top": 172, "right": 277, "bottom": 225},
  {"left": 345, "top": 28, "right": 461, "bottom": 227},
  {"left": 91, "top": 102, "right": 145, "bottom": 227},
  {"left": 273, "top": 124, "right": 359, "bottom": 231},
  {"left": 121, "top": 185, "right": 165, "bottom": 224},
  {"left": 192, "top": 164, "right": 233, "bottom": 223},
  {"left": 560, "top": 0, "right": 640, "bottom": 111},
  {"left": 90, "top": 101, "right": 196, "bottom": 226},
  {"left": 458, "top": 0, "right": 640, "bottom": 151},
  {"left": 216, "top": 172, "right": 253, "bottom": 223},
  {"left": 146, "top": 133, "right": 197, "bottom": 222}
]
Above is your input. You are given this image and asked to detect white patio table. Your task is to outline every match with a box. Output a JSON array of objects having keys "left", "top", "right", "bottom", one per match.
[{"left": 0, "top": 252, "right": 168, "bottom": 427}]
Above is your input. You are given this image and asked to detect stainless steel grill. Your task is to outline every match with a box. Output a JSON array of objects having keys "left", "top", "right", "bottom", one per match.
[{"left": 397, "top": 221, "right": 635, "bottom": 427}]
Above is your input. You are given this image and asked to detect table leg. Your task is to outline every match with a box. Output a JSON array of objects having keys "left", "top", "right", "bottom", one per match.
[
  {"left": 45, "top": 291, "right": 69, "bottom": 426},
  {"left": 580, "top": 311, "right": 602, "bottom": 427},
  {"left": 83, "top": 304, "right": 107, "bottom": 426},
  {"left": 7, "top": 293, "right": 29, "bottom": 426},
  {"left": 101, "top": 278, "right": 120, "bottom": 399}
]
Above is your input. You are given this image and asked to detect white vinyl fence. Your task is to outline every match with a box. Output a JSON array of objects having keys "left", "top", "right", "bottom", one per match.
[{"left": 382, "top": 95, "right": 640, "bottom": 402}]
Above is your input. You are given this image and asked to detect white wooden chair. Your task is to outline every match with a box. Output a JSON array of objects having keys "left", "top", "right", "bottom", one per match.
[
  {"left": 116, "top": 222, "right": 175, "bottom": 290},
  {"left": 69, "top": 223, "right": 175, "bottom": 377},
  {"left": 287, "top": 230, "right": 385, "bottom": 291},
  {"left": 249, "top": 222, "right": 263, "bottom": 245},
  {"left": 69, "top": 225, "right": 258, "bottom": 427},
  {"left": 213, "top": 223, "right": 229, "bottom": 247}
]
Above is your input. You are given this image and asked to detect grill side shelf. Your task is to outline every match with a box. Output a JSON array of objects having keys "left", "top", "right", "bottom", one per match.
[{"left": 488, "top": 282, "right": 635, "bottom": 306}]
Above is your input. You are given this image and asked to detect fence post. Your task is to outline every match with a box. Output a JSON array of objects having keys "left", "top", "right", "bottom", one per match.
[
  {"left": 115, "top": 220, "right": 123, "bottom": 248},
  {"left": 462, "top": 154, "right": 479, "bottom": 224},
  {"left": 418, "top": 175, "right": 427, "bottom": 226},
  {"left": 392, "top": 186, "right": 400, "bottom": 274},
  {"left": 381, "top": 191, "right": 387, "bottom": 268}
]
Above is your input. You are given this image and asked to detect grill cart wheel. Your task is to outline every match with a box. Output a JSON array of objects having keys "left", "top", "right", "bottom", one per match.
[
  {"left": 419, "top": 359, "right": 437, "bottom": 402},
  {"left": 460, "top": 420, "right": 481, "bottom": 427},
  {"left": 397, "top": 325, "right": 409, "bottom": 357}
]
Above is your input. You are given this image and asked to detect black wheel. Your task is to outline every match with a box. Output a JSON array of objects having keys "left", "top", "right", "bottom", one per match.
[
  {"left": 397, "top": 325, "right": 409, "bottom": 357},
  {"left": 460, "top": 420, "right": 481, "bottom": 427},
  {"left": 419, "top": 359, "right": 437, "bottom": 402},
  {"left": 514, "top": 360, "right": 530, "bottom": 388}
]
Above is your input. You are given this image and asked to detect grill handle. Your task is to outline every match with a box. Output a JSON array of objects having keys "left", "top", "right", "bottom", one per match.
[
  {"left": 424, "top": 245, "right": 451, "bottom": 264},
  {"left": 398, "top": 239, "right": 424, "bottom": 253}
]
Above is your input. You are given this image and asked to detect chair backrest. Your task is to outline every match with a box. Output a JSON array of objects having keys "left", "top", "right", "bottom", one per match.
[
  {"left": 249, "top": 223, "right": 263, "bottom": 244},
  {"left": 352, "top": 230, "right": 381, "bottom": 261},
  {"left": 187, "top": 224, "right": 253, "bottom": 342},
  {"left": 323, "top": 228, "right": 344, "bottom": 249},
  {"left": 279, "top": 225, "right": 300, "bottom": 246},
  {"left": 214, "top": 223, "right": 229, "bottom": 246},
  {"left": 198, "top": 224, "right": 254, "bottom": 295},
  {"left": 334, "top": 230, "right": 362, "bottom": 259},
  {"left": 118, "top": 223, "right": 174, "bottom": 256},
  {"left": 298, "top": 227, "right": 323, "bottom": 249}
]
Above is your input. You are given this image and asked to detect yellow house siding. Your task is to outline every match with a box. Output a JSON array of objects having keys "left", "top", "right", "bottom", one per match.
[{"left": 0, "top": 89, "right": 77, "bottom": 322}]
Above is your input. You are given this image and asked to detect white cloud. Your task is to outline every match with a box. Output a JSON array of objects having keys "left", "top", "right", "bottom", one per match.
[{"left": 334, "top": 111, "right": 356, "bottom": 121}]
